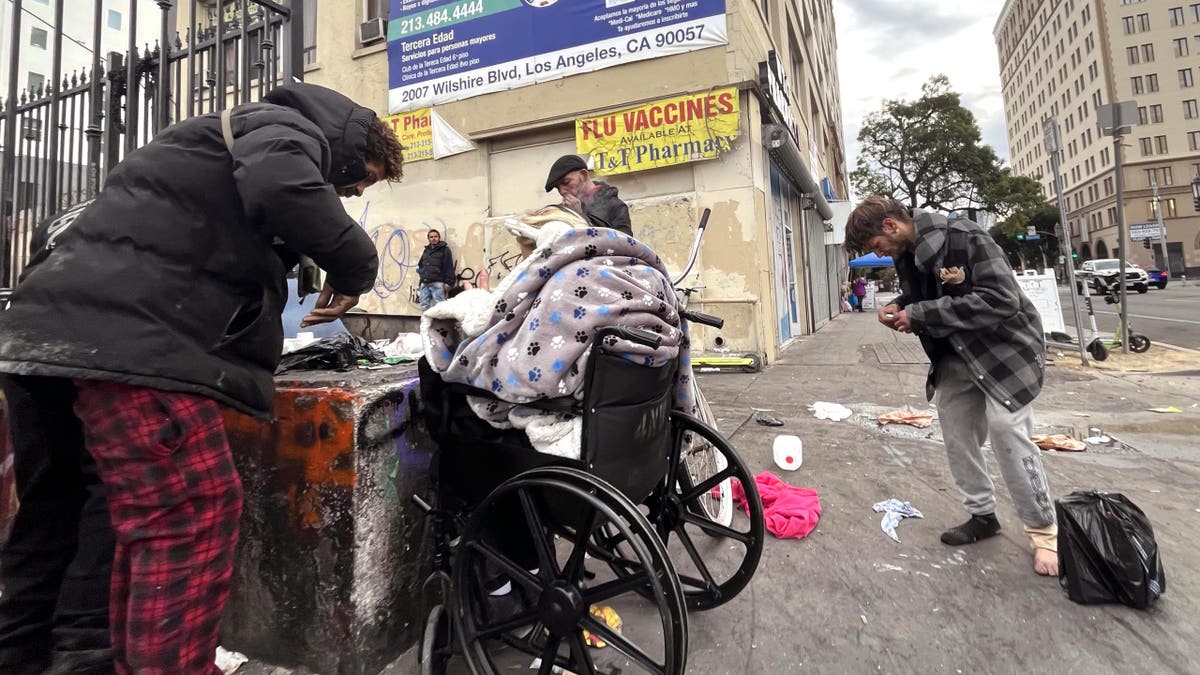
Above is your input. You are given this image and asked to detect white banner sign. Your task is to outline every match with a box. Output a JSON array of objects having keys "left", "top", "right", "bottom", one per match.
[{"left": 1015, "top": 269, "right": 1065, "bottom": 334}]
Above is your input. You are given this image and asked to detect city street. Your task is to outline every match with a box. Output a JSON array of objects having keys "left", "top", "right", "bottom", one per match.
[{"left": 1058, "top": 283, "right": 1200, "bottom": 350}]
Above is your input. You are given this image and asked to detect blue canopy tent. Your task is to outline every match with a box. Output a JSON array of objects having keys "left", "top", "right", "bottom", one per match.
[{"left": 849, "top": 252, "right": 894, "bottom": 268}]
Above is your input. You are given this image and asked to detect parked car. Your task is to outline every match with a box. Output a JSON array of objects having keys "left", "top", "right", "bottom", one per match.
[
  {"left": 1075, "top": 258, "right": 1149, "bottom": 294},
  {"left": 1144, "top": 267, "right": 1169, "bottom": 289}
]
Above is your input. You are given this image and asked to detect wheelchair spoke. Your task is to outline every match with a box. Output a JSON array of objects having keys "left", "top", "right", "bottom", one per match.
[
  {"left": 676, "top": 572, "right": 710, "bottom": 590},
  {"left": 568, "top": 630, "right": 598, "bottom": 675},
  {"left": 581, "top": 615, "right": 664, "bottom": 674},
  {"left": 673, "top": 521, "right": 719, "bottom": 592},
  {"left": 469, "top": 541, "right": 544, "bottom": 595},
  {"left": 680, "top": 511, "right": 752, "bottom": 544},
  {"left": 518, "top": 488, "right": 560, "bottom": 579},
  {"left": 679, "top": 465, "right": 736, "bottom": 504},
  {"left": 476, "top": 608, "right": 541, "bottom": 639},
  {"left": 538, "top": 635, "right": 563, "bottom": 675},
  {"left": 583, "top": 574, "right": 649, "bottom": 605},
  {"left": 563, "top": 508, "right": 596, "bottom": 581}
]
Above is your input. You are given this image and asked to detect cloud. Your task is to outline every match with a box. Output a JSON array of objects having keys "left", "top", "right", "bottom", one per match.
[{"left": 835, "top": 0, "right": 1012, "bottom": 174}]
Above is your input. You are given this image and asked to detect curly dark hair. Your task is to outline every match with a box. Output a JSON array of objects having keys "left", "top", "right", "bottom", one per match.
[{"left": 366, "top": 117, "right": 405, "bottom": 182}]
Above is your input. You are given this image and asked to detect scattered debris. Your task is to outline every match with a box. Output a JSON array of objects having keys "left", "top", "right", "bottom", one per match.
[
  {"left": 873, "top": 498, "right": 925, "bottom": 543},
  {"left": 860, "top": 615, "right": 869, "bottom": 625},
  {"left": 1084, "top": 435, "right": 1112, "bottom": 444},
  {"left": 876, "top": 408, "right": 934, "bottom": 429},
  {"left": 215, "top": 646, "right": 248, "bottom": 675},
  {"left": 810, "top": 401, "right": 853, "bottom": 421},
  {"left": 1031, "top": 434, "right": 1087, "bottom": 452},
  {"left": 582, "top": 605, "right": 622, "bottom": 648},
  {"left": 773, "top": 435, "right": 803, "bottom": 471},
  {"left": 1147, "top": 406, "right": 1182, "bottom": 414},
  {"left": 755, "top": 411, "right": 785, "bottom": 426},
  {"left": 1070, "top": 412, "right": 1091, "bottom": 418}
]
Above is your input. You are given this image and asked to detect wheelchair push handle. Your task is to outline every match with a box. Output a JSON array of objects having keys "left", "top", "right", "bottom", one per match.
[
  {"left": 597, "top": 325, "right": 663, "bottom": 350},
  {"left": 681, "top": 309, "right": 724, "bottom": 329}
]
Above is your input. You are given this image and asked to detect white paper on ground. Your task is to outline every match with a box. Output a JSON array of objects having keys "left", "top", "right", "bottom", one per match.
[{"left": 809, "top": 401, "right": 853, "bottom": 421}]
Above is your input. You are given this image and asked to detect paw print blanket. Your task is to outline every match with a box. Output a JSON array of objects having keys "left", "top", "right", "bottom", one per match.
[{"left": 421, "top": 220, "right": 694, "bottom": 458}]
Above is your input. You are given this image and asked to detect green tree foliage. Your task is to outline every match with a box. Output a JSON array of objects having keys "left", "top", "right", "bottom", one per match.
[{"left": 851, "top": 75, "right": 1047, "bottom": 217}]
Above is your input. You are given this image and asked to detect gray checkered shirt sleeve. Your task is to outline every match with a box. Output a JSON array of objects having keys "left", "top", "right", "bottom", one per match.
[{"left": 905, "top": 232, "right": 1021, "bottom": 338}]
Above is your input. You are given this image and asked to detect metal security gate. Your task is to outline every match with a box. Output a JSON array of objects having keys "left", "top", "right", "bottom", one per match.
[
  {"left": 1, "top": 0, "right": 304, "bottom": 289},
  {"left": 803, "top": 210, "right": 831, "bottom": 330}
]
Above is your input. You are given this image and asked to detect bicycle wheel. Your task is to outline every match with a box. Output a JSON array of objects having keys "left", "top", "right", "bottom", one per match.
[{"left": 679, "top": 383, "right": 733, "bottom": 526}]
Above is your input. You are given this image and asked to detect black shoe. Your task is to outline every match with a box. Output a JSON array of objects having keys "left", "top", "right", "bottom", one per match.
[{"left": 940, "top": 513, "right": 1001, "bottom": 546}]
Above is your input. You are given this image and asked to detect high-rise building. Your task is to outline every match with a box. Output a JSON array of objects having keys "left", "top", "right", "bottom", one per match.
[{"left": 995, "top": 0, "right": 1200, "bottom": 277}]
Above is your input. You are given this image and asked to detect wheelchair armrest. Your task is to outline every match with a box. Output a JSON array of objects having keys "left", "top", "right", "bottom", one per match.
[{"left": 597, "top": 325, "right": 662, "bottom": 350}]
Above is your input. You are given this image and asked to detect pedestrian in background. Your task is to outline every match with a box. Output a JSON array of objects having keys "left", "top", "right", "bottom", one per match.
[
  {"left": 0, "top": 82, "right": 402, "bottom": 674},
  {"left": 845, "top": 194, "right": 1057, "bottom": 577},
  {"left": 417, "top": 229, "right": 456, "bottom": 310},
  {"left": 853, "top": 275, "right": 868, "bottom": 312}
]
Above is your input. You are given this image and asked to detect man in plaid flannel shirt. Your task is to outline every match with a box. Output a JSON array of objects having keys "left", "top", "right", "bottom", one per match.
[{"left": 846, "top": 195, "right": 1058, "bottom": 576}]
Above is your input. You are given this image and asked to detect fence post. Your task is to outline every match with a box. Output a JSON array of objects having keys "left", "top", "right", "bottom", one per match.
[
  {"left": 1, "top": 0, "right": 23, "bottom": 286},
  {"left": 45, "top": 0, "right": 67, "bottom": 214}
]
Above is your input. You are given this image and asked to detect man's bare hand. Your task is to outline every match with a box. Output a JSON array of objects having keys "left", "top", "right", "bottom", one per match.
[
  {"left": 878, "top": 303, "right": 900, "bottom": 328},
  {"left": 893, "top": 309, "right": 913, "bottom": 333},
  {"left": 301, "top": 283, "right": 360, "bottom": 327},
  {"left": 560, "top": 190, "right": 583, "bottom": 216}
]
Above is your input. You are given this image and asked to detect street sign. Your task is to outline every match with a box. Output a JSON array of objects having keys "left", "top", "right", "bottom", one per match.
[
  {"left": 1026, "top": 225, "right": 1040, "bottom": 241},
  {"left": 1129, "top": 222, "right": 1164, "bottom": 240},
  {"left": 1098, "top": 101, "right": 1138, "bottom": 135}
]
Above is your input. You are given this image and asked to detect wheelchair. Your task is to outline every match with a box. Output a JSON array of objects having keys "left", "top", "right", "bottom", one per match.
[{"left": 414, "top": 325, "right": 764, "bottom": 675}]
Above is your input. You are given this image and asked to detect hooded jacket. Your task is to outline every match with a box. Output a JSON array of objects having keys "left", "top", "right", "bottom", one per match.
[
  {"left": 0, "top": 83, "right": 379, "bottom": 417},
  {"left": 582, "top": 182, "right": 632, "bottom": 236}
]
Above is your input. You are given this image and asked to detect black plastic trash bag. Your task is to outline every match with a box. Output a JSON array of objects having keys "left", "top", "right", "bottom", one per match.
[
  {"left": 1057, "top": 491, "right": 1166, "bottom": 608},
  {"left": 276, "top": 333, "right": 384, "bottom": 373}
]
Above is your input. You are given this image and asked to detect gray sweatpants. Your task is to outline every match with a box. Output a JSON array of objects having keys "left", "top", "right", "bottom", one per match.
[{"left": 934, "top": 355, "right": 1055, "bottom": 528}]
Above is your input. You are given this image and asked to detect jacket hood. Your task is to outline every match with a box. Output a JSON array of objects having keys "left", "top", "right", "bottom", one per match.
[
  {"left": 264, "top": 83, "right": 376, "bottom": 189},
  {"left": 911, "top": 209, "right": 949, "bottom": 273}
]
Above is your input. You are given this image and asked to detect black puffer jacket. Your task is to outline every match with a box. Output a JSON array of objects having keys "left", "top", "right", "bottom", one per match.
[
  {"left": 584, "top": 182, "right": 632, "bottom": 236},
  {"left": 0, "top": 83, "right": 379, "bottom": 417}
]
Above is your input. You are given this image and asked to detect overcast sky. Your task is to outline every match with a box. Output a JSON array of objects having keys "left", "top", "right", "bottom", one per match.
[{"left": 833, "top": 0, "right": 1010, "bottom": 176}]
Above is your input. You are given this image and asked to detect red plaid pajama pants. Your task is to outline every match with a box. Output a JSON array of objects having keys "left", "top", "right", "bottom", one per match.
[{"left": 73, "top": 381, "right": 242, "bottom": 675}]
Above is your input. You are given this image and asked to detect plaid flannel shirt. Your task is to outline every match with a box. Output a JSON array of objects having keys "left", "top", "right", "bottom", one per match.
[{"left": 895, "top": 210, "right": 1045, "bottom": 412}]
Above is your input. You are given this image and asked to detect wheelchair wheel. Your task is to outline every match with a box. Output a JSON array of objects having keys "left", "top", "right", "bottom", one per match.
[
  {"left": 595, "top": 413, "right": 764, "bottom": 612},
  {"left": 418, "top": 604, "right": 451, "bottom": 675},
  {"left": 681, "top": 384, "right": 733, "bottom": 526},
  {"left": 453, "top": 466, "right": 687, "bottom": 675}
]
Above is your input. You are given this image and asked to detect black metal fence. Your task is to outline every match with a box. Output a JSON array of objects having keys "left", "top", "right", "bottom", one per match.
[{"left": 0, "top": 0, "right": 303, "bottom": 289}]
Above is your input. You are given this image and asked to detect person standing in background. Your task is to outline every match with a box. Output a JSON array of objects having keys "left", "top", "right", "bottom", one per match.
[{"left": 417, "top": 229, "right": 456, "bottom": 310}]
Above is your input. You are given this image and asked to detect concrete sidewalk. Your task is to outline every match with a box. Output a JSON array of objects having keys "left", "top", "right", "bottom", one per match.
[
  {"left": 240, "top": 310, "right": 1200, "bottom": 674},
  {"left": 686, "top": 309, "right": 1199, "bottom": 673}
]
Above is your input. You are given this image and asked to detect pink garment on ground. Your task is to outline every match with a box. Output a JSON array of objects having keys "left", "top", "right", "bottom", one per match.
[{"left": 732, "top": 471, "right": 822, "bottom": 540}]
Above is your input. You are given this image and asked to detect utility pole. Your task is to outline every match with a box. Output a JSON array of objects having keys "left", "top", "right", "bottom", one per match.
[
  {"left": 1044, "top": 118, "right": 1088, "bottom": 366},
  {"left": 1149, "top": 175, "right": 1168, "bottom": 270},
  {"left": 1099, "top": 101, "right": 1138, "bottom": 354}
]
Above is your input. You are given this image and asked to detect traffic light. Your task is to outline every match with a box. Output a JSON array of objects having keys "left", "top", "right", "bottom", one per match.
[
  {"left": 1143, "top": 239, "right": 1152, "bottom": 249},
  {"left": 1016, "top": 233, "right": 1025, "bottom": 241},
  {"left": 1072, "top": 251, "right": 1079, "bottom": 259}
]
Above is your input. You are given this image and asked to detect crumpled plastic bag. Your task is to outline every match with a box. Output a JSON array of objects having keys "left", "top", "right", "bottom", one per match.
[
  {"left": 1057, "top": 491, "right": 1166, "bottom": 609},
  {"left": 809, "top": 401, "right": 853, "bottom": 421},
  {"left": 872, "top": 498, "right": 924, "bottom": 543},
  {"left": 276, "top": 333, "right": 385, "bottom": 373}
]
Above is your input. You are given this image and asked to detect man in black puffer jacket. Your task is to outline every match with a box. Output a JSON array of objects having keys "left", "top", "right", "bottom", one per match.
[{"left": 0, "top": 83, "right": 403, "bottom": 674}]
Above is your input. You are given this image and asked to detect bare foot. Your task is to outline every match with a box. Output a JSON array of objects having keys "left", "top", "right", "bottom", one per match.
[{"left": 1033, "top": 548, "right": 1059, "bottom": 576}]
